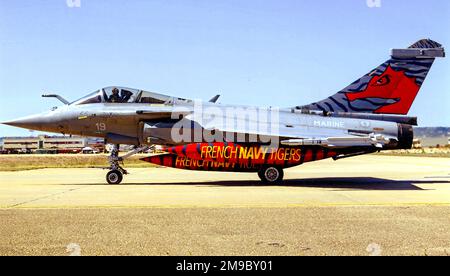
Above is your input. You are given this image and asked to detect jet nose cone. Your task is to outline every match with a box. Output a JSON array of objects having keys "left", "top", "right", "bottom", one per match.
[{"left": 2, "top": 114, "right": 50, "bottom": 131}]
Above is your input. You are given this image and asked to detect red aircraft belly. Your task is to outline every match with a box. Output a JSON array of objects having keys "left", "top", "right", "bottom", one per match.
[{"left": 140, "top": 143, "right": 338, "bottom": 172}]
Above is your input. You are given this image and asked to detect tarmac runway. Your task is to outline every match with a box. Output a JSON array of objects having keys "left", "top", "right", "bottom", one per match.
[{"left": 0, "top": 155, "right": 449, "bottom": 255}]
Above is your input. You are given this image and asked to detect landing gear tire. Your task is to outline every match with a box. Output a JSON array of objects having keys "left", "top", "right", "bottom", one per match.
[
  {"left": 105, "top": 144, "right": 151, "bottom": 184},
  {"left": 258, "top": 166, "right": 284, "bottom": 184},
  {"left": 106, "top": 170, "right": 123, "bottom": 185}
]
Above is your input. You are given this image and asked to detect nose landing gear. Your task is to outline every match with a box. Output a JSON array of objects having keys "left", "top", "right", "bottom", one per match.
[{"left": 106, "top": 144, "right": 150, "bottom": 184}]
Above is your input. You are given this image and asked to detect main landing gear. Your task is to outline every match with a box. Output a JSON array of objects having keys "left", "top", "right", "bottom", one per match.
[
  {"left": 258, "top": 166, "right": 284, "bottom": 184},
  {"left": 106, "top": 144, "right": 150, "bottom": 185}
]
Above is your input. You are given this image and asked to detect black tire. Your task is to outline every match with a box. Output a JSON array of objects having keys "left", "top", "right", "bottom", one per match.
[
  {"left": 257, "top": 170, "right": 265, "bottom": 181},
  {"left": 106, "top": 170, "right": 123, "bottom": 185},
  {"left": 258, "top": 166, "right": 284, "bottom": 184}
]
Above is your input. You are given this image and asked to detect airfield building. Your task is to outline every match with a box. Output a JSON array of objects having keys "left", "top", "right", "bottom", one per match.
[{"left": 1, "top": 136, "right": 103, "bottom": 153}]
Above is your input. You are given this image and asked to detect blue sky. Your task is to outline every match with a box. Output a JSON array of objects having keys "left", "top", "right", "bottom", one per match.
[{"left": 0, "top": 0, "right": 449, "bottom": 136}]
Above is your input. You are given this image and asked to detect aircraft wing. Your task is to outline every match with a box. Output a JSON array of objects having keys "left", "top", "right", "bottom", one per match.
[{"left": 183, "top": 113, "right": 396, "bottom": 148}]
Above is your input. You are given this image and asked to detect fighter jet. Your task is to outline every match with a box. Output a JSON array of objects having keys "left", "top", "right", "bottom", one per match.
[{"left": 3, "top": 39, "right": 445, "bottom": 184}]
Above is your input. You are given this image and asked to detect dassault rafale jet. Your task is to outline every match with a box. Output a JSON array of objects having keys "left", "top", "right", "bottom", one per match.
[{"left": 3, "top": 39, "right": 445, "bottom": 184}]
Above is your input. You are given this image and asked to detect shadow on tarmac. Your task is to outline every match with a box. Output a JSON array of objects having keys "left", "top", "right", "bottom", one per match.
[{"left": 79, "top": 177, "right": 450, "bottom": 190}]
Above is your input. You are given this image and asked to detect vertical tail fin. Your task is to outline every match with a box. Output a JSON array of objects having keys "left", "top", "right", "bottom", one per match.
[{"left": 299, "top": 39, "right": 445, "bottom": 115}]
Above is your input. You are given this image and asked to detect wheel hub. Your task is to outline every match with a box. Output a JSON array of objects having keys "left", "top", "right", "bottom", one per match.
[
  {"left": 265, "top": 167, "right": 279, "bottom": 182},
  {"left": 108, "top": 173, "right": 119, "bottom": 183}
]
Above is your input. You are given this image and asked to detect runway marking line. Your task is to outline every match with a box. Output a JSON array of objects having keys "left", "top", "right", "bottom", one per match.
[{"left": 5, "top": 187, "right": 86, "bottom": 209}]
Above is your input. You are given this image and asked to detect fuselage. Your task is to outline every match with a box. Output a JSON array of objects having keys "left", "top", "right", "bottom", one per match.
[
  {"left": 1, "top": 86, "right": 416, "bottom": 184},
  {"left": 5, "top": 100, "right": 411, "bottom": 149}
]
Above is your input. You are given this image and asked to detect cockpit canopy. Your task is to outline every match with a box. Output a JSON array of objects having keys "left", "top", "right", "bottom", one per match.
[{"left": 70, "top": 86, "right": 191, "bottom": 105}]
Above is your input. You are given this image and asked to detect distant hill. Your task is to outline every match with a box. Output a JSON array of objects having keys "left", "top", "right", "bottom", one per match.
[{"left": 414, "top": 127, "right": 450, "bottom": 137}]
